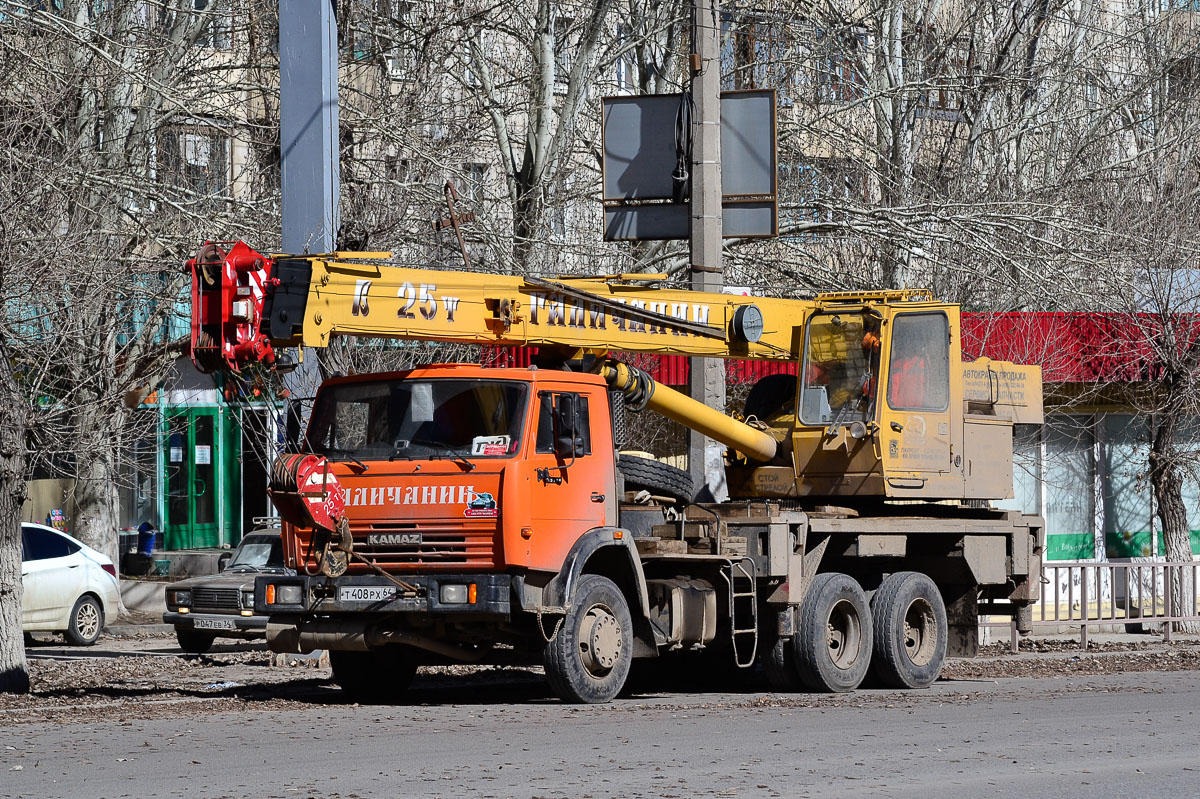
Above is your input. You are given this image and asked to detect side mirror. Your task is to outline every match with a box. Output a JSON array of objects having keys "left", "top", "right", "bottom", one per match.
[{"left": 217, "top": 552, "right": 232, "bottom": 573}]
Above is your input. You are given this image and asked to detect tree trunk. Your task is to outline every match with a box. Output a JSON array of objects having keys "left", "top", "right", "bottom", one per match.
[
  {"left": 1149, "top": 411, "right": 1200, "bottom": 634},
  {"left": 0, "top": 341, "right": 30, "bottom": 694},
  {"left": 72, "top": 431, "right": 121, "bottom": 567}
]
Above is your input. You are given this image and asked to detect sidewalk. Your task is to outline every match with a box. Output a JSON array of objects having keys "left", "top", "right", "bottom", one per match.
[{"left": 114, "top": 580, "right": 171, "bottom": 636}]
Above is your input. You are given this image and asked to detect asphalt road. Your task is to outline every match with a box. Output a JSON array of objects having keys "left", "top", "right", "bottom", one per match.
[{"left": 2, "top": 662, "right": 1197, "bottom": 799}]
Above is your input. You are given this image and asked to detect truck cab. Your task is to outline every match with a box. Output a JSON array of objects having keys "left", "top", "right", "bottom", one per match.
[{"left": 295, "top": 365, "right": 616, "bottom": 576}]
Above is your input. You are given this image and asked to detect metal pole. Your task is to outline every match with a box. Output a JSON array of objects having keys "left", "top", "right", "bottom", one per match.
[
  {"left": 687, "top": 0, "right": 727, "bottom": 502},
  {"left": 279, "top": 0, "right": 340, "bottom": 419},
  {"left": 1079, "top": 566, "right": 1088, "bottom": 650},
  {"left": 280, "top": 0, "right": 341, "bottom": 254}
]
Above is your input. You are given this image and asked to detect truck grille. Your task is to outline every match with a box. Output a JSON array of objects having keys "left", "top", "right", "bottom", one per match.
[
  {"left": 353, "top": 522, "right": 498, "bottom": 570},
  {"left": 193, "top": 587, "right": 241, "bottom": 611}
]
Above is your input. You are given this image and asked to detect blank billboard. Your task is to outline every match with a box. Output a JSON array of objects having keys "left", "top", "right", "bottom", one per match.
[{"left": 601, "top": 90, "right": 777, "bottom": 240}]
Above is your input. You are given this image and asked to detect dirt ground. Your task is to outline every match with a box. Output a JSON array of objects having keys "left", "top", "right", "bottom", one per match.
[{"left": 3, "top": 629, "right": 1198, "bottom": 727}]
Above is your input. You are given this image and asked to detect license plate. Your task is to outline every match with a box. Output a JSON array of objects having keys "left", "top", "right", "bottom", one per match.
[
  {"left": 194, "top": 618, "right": 237, "bottom": 630},
  {"left": 339, "top": 585, "right": 397, "bottom": 603}
]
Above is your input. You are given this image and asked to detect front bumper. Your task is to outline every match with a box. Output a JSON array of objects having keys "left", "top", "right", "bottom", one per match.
[
  {"left": 254, "top": 573, "right": 512, "bottom": 617},
  {"left": 163, "top": 611, "right": 269, "bottom": 636}
]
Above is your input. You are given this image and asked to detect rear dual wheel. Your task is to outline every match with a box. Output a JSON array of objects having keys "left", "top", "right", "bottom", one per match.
[
  {"left": 869, "top": 571, "right": 947, "bottom": 689},
  {"left": 793, "top": 573, "right": 873, "bottom": 693}
]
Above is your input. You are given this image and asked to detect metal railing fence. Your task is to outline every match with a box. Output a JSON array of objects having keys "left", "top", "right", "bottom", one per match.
[{"left": 985, "top": 559, "right": 1200, "bottom": 653}]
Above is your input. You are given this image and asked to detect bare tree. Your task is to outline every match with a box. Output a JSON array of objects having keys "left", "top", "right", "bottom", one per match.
[{"left": 0, "top": 0, "right": 288, "bottom": 689}]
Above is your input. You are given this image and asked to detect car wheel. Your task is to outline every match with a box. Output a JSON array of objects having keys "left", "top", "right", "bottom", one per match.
[
  {"left": 176, "top": 628, "right": 217, "bottom": 654},
  {"left": 65, "top": 595, "right": 103, "bottom": 646}
]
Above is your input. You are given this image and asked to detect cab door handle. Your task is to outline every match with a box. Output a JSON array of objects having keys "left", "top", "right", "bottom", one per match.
[{"left": 590, "top": 492, "right": 605, "bottom": 503}]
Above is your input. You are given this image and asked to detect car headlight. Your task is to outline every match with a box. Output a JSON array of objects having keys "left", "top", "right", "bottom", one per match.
[
  {"left": 241, "top": 590, "right": 254, "bottom": 609},
  {"left": 169, "top": 589, "right": 192, "bottom": 607}
]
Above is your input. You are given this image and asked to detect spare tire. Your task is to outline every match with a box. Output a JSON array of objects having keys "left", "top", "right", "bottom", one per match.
[
  {"left": 743, "top": 373, "right": 798, "bottom": 423},
  {"left": 617, "top": 453, "right": 694, "bottom": 504}
]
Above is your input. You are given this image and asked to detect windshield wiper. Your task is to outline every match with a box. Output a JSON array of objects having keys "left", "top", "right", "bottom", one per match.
[
  {"left": 410, "top": 439, "right": 477, "bottom": 472},
  {"left": 323, "top": 448, "right": 370, "bottom": 472}
]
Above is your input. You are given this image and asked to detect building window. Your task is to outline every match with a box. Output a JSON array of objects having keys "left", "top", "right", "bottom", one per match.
[
  {"left": 462, "top": 163, "right": 487, "bottom": 202},
  {"left": 614, "top": 24, "right": 635, "bottom": 92},
  {"left": 193, "top": 0, "right": 232, "bottom": 50},
  {"left": 816, "top": 31, "right": 865, "bottom": 104},
  {"left": 159, "top": 129, "right": 230, "bottom": 204},
  {"left": 381, "top": 0, "right": 418, "bottom": 79},
  {"left": 553, "top": 15, "right": 574, "bottom": 93},
  {"left": 386, "top": 155, "right": 411, "bottom": 185},
  {"left": 780, "top": 159, "right": 867, "bottom": 239}
]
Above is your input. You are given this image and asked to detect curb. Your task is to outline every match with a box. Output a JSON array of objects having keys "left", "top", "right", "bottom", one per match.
[{"left": 107, "top": 623, "right": 173, "bottom": 637}]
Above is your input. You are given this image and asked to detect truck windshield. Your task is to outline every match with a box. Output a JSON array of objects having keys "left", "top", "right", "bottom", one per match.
[
  {"left": 799, "top": 312, "right": 880, "bottom": 426},
  {"left": 307, "top": 379, "right": 528, "bottom": 460}
]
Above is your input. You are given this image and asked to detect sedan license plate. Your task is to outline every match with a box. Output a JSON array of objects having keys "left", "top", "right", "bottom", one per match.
[
  {"left": 339, "top": 585, "right": 397, "bottom": 603},
  {"left": 194, "top": 618, "right": 237, "bottom": 630}
]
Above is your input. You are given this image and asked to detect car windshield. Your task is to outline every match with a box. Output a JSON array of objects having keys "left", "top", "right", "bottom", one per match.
[
  {"left": 306, "top": 378, "right": 529, "bottom": 460},
  {"left": 228, "top": 535, "right": 285, "bottom": 571}
]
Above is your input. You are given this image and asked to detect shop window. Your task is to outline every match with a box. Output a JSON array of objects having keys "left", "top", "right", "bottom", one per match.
[
  {"left": 1171, "top": 416, "right": 1200, "bottom": 556},
  {"left": 995, "top": 423, "right": 1041, "bottom": 516},
  {"left": 1043, "top": 419, "right": 1096, "bottom": 560},
  {"left": 1103, "top": 415, "right": 1153, "bottom": 558}
]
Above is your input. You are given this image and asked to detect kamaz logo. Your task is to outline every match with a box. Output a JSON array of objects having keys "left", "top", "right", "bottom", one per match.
[{"left": 367, "top": 533, "right": 422, "bottom": 546}]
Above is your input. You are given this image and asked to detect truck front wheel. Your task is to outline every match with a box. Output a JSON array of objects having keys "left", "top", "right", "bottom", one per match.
[
  {"left": 793, "top": 573, "right": 872, "bottom": 692},
  {"left": 543, "top": 575, "right": 633, "bottom": 704},
  {"left": 869, "top": 571, "right": 947, "bottom": 688},
  {"left": 330, "top": 647, "right": 418, "bottom": 703}
]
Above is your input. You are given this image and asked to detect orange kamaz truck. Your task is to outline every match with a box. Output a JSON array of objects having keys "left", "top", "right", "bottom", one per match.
[{"left": 182, "top": 242, "right": 1044, "bottom": 703}]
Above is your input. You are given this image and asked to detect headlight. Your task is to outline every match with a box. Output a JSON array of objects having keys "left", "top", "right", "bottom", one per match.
[
  {"left": 169, "top": 589, "right": 192, "bottom": 607},
  {"left": 440, "top": 584, "right": 469, "bottom": 604},
  {"left": 276, "top": 584, "right": 302, "bottom": 605},
  {"left": 241, "top": 590, "right": 254, "bottom": 609}
]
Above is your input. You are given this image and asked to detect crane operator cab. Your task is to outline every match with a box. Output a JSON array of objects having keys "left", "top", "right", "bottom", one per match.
[{"left": 727, "top": 291, "right": 1043, "bottom": 504}]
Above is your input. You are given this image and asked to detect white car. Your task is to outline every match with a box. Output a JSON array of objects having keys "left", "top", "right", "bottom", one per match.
[{"left": 21, "top": 522, "right": 121, "bottom": 645}]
